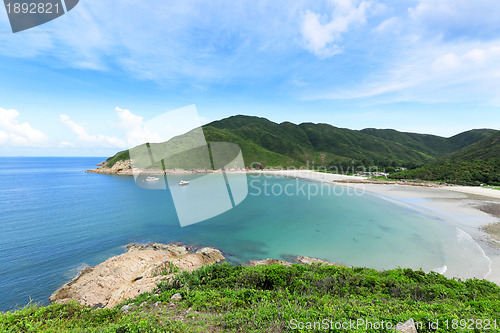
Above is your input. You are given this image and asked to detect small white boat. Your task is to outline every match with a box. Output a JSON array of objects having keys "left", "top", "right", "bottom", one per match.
[
  {"left": 145, "top": 176, "right": 160, "bottom": 182},
  {"left": 178, "top": 180, "right": 190, "bottom": 186}
]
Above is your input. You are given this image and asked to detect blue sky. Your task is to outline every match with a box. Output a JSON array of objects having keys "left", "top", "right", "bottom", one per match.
[{"left": 0, "top": 0, "right": 499, "bottom": 156}]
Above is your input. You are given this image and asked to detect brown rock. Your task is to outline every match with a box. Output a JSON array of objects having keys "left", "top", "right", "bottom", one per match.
[
  {"left": 49, "top": 243, "right": 224, "bottom": 309},
  {"left": 396, "top": 318, "right": 418, "bottom": 333},
  {"left": 249, "top": 256, "right": 344, "bottom": 267},
  {"left": 248, "top": 258, "right": 292, "bottom": 266},
  {"left": 294, "top": 256, "right": 343, "bottom": 266}
]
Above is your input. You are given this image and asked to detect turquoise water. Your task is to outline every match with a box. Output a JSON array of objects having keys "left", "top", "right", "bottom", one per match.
[{"left": 0, "top": 158, "right": 490, "bottom": 311}]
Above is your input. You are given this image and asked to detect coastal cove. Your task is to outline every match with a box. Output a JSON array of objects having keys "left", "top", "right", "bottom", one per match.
[{"left": 1, "top": 158, "right": 500, "bottom": 312}]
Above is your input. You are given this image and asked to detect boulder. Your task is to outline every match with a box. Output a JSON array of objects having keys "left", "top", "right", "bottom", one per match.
[
  {"left": 396, "top": 318, "right": 418, "bottom": 333},
  {"left": 49, "top": 243, "right": 224, "bottom": 309}
]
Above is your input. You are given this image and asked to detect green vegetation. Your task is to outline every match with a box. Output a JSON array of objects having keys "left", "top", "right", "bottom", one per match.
[
  {"left": 102, "top": 114, "right": 499, "bottom": 186},
  {"left": 2, "top": 263, "right": 500, "bottom": 332},
  {"left": 154, "top": 263, "right": 180, "bottom": 277},
  {"left": 485, "top": 186, "right": 500, "bottom": 191},
  {"left": 390, "top": 133, "right": 500, "bottom": 186},
  {"left": 105, "top": 149, "right": 130, "bottom": 168},
  {"left": 361, "top": 128, "right": 498, "bottom": 157},
  {"left": 105, "top": 116, "right": 497, "bottom": 169},
  {"left": 208, "top": 116, "right": 437, "bottom": 167}
]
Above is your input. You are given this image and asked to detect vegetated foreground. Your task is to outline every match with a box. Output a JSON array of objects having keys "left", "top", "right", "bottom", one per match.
[{"left": 1, "top": 263, "right": 499, "bottom": 332}]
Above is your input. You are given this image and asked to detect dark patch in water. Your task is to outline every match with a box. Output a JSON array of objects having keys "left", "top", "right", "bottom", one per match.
[
  {"left": 234, "top": 240, "right": 269, "bottom": 256},
  {"left": 378, "top": 224, "right": 392, "bottom": 232}
]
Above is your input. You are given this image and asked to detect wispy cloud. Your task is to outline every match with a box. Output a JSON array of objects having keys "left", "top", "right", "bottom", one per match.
[
  {"left": 300, "top": 0, "right": 372, "bottom": 58},
  {"left": 299, "top": 0, "right": 500, "bottom": 106},
  {"left": 59, "top": 114, "right": 125, "bottom": 148},
  {"left": 0, "top": 108, "right": 48, "bottom": 146},
  {"left": 1, "top": 0, "right": 500, "bottom": 145},
  {"left": 373, "top": 17, "right": 400, "bottom": 34},
  {"left": 313, "top": 38, "right": 500, "bottom": 105},
  {"left": 409, "top": 0, "right": 500, "bottom": 40},
  {"left": 114, "top": 107, "right": 163, "bottom": 147}
]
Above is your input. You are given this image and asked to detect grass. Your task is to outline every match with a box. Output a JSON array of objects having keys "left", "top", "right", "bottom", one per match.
[
  {"left": 153, "top": 262, "right": 180, "bottom": 277},
  {"left": 2, "top": 263, "right": 500, "bottom": 332},
  {"left": 485, "top": 186, "right": 500, "bottom": 191}
]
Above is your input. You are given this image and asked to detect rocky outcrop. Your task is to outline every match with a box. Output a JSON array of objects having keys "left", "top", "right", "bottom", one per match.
[
  {"left": 249, "top": 258, "right": 292, "bottom": 266},
  {"left": 86, "top": 160, "right": 134, "bottom": 175},
  {"left": 49, "top": 243, "right": 224, "bottom": 309},
  {"left": 396, "top": 318, "right": 418, "bottom": 333},
  {"left": 250, "top": 256, "right": 343, "bottom": 267},
  {"left": 294, "top": 255, "right": 343, "bottom": 266},
  {"left": 50, "top": 241, "right": 347, "bottom": 310},
  {"left": 85, "top": 159, "right": 246, "bottom": 175}
]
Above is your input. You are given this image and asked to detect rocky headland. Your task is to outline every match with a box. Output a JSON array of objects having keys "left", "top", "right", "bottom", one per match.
[
  {"left": 85, "top": 159, "right": 246, "bottom": 176},
  {"left": 49, "top": 243, "right": 225, "bottom": 309},
  {"left": 85, "top": 160, "right": 135, "bottom": 175},
  {"left": 49, "top": 242, "right": 342, "bottom": 309}
]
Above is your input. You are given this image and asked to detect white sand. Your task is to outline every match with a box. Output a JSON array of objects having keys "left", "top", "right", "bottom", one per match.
[
  {"left": 447, "top": 186, "right": 500, "bottom": 200},
  {"left": 255, "top": 170, "right": 500, "bottom": 284}
]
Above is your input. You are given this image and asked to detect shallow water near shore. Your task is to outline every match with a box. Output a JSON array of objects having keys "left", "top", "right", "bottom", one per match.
[{"left": 0, "top": 157, "right": 493, "bottom": 311}]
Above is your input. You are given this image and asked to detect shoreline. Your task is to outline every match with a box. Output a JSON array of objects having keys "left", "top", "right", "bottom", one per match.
[
  {"left": 265, "top": 170, "right": 500, "bottom": 284},
  {"left": 49, "top": 242, "right": 342, "bottom": 309},
  {"left": 87, "top": 164, "right": 500, "bottom": 199},
  {"left": 86, "top": 166, "right": 500, "bottom": 283}
]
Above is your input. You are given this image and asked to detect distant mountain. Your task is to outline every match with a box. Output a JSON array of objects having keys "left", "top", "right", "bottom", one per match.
[
  {"left": 104, "top": 114, "right": 498, "bottom": 183},
  {"left": 390, "top": 132, "right": 500, "bottom": 185},
  {"left": 207, "top": 115, "right": 437, "bottom": 167},
  {"left": 360, "top": 128, "right": 498, "bottom": 157},
  {"left": 444, "top": 132, "right": 500, "bottom": 162},
  {"left": 205, "top": 115, "right": 497, "bottom": 167}
]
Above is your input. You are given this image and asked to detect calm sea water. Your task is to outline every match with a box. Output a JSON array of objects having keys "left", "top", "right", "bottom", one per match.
[{"left": 0, "top": 157, "right": 491, "bottom": 311}]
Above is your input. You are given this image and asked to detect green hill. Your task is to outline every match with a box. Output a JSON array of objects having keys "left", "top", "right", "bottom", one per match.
[
  {"left": 390, "top": 132, "right": 500, "bottom": 185},
  {"left": 207, "top": 115, "right": 440, "bottom": 167},
  {"left": 103, "top": 115, "right": 498, "bottom": 183},
  {"left": 360, "top": 128, "right": 498, "bottom": 157}
]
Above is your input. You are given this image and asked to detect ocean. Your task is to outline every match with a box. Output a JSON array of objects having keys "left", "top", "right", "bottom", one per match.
[{"left": 0, "top": 157, "right": 491, "bottom": 311}]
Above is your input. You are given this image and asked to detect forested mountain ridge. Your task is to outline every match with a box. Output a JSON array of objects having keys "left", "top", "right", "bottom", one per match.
[
  {"left": 103, "top": 114, "right": 499, "bottom": 184},
  {"left": 390, "top": 132, "right": 500, "bottom": 185}
]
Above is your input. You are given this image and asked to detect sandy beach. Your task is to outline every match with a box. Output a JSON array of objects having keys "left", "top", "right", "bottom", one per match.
[{"left": 251, "top": 170, "right": 500, "bottom": 284}]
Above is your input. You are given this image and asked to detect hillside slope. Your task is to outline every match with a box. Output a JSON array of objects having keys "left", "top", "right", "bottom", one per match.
[
  {"left": 360, "top": 128, "right": 498, "bottom": 157},
  {"left": 208, "top": 115, "right": 436, "bottom": 166},
  {"left": 2, "top": 263, "right": 499, "bottom": 332},
  {"left": 390, "top": 132, "right": 500, "bottom": 185},
  {"left": 103, "top": 115, "right": 498, "bottom": 174}
]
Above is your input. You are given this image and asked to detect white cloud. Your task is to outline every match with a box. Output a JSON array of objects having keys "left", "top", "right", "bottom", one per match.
[
  {"left": 0, "top": 131, "right": 8, "bottom": 144},
  {"left": 432, "top": 53, "right": 461, "bottom": 72},
  {"left": 306, "top": 40, "right": 500, "bottom": 105},
  {"left": 59, "top": 114, "right": 125, "bottom": 148},
  {"left": 431, "top": 46, "right": 500, "bottom": 75},
  {"left": 0, "top": 1, "right": 309, "bottom": 81},
  {"left": 374, "top": 17, "right": 400, "bottom": 34},
  {"left": 409, "top": 0, "right": 500, "bottom": 40},
  {"left": 300, "top": 0, "right": 371, "bottom": 58},
  {"left": 0, "top": 108, "right": 48, "bottom": 147},
  {"left": 115, "top": 107, "right": 164, "bottom": 147}
]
